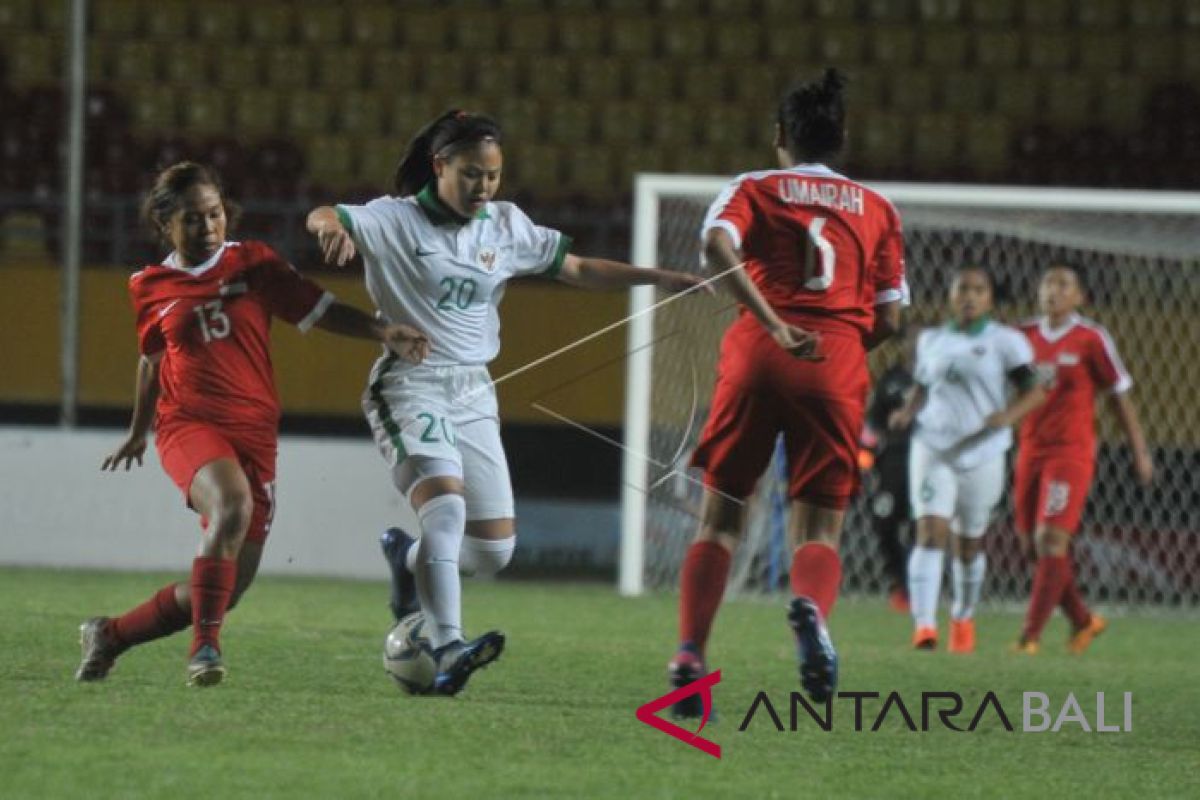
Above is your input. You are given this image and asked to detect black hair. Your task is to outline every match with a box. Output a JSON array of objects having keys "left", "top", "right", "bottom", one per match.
[
  {"left": 1044, "top": 261, "right": 1089, "bottom": 295},
  {"left": 393, "top": 109, "right": 504, "bottom": 196},
  {"left": 140, "top": 161, "right": 239, "bottom": 243},
  {"left": 954, "top": 264, "right": 994, "bottom": 288},
  {"left": 777, "top": 68, "right": 848, "bottom": 162}
]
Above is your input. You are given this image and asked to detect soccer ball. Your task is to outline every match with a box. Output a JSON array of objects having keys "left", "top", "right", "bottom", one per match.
[{"left": 383, "top": 611, "right": 437, "bottom": 695}]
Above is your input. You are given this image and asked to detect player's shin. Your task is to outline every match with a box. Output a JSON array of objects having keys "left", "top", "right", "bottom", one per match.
[
  {"left": 908, "top": 546, "right": 945, "bottom": 630},
  {"left": 950, "top": 552, "right": 986, "bottom": 620},
  {"left": 412, "top": 495, "right": 468, "bottom": 648},
  {"left": 678, "top": 539, "right": 733, "bottom": 656}
]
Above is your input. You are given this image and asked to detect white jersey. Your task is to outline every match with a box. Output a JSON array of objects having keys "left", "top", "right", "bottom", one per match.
[
  {"left": 913, "top": 318, "right": 1034, "bottom": 469},
  {"left": 337, "top": 186, "right": 572, "bottom": 367}
]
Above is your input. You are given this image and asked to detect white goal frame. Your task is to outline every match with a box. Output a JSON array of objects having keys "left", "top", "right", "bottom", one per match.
[{"left": 620, "top": 173, "right": 1200, "bottom": 596}]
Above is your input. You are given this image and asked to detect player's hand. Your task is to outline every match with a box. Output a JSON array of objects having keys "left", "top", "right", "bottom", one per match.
[
  {"left": 1132, "top": 449, "right": 1154, "bottom": 486},
  {"left": 316, "top": 223, "right": 357, "bottom": 267},
  {"left": 382, "top": 323, "right": 431, "bottom": 364},
  {"left": 654, "top": 270, "right": 714, "bottom": 295},
  {"left": 887, "top": 408, "right": 914, "bottom": 431},
  {"left": 101, "top": 435, "right": 147, "bottom": 471},
  {"left": 771, "top": 323, "right": 825, "bottom": 361}
]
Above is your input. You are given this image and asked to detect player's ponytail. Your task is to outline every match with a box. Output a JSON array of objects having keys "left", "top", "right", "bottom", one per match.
[
  {"left": 140, "top": 161, "right": 240, "bottom": 244},
  {"left": 393, "top": 110, "right": 504, "bottom": 196},
  {"left": 778, "top": 67, "right": 848, "bottom": 162}
]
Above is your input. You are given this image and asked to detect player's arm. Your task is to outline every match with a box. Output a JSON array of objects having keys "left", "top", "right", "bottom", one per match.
[
  {"left": 306, "top": 206, "right": 357, "bottom": 267},
  {"left": 313, "top": 301, "right": 431, "bottom": 364},
  {"left": 864, "top": 301, "right": 903, "bottom": 351},
  {"left": 555, "top": 254, "right": 708, "bottom": 294},
  {"left": 887, "top": 383, "right": 926, "bottom": 431},
  {"left": 984, "top": 365, "right": 1047, "bottom": 429},
  {"left": 702, "top": 227, "right": 822, "bottom": 360},
  {"left": 101, "top": 354, "right": 162, "bottom": 471},
  {"left": 1107, "top": 392, "right": 1154, "bottom": 485}
]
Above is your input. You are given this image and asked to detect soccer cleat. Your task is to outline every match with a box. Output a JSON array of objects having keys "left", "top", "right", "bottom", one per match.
[
  {"left": 186, "top": 644, "right": 226, "bottom": 687},
  {"left": 380, "top": 527, "right": 420, "bottom": 621},
  {"left": 431, "top": 630, "right": 505, "bottom": 696},
  {"left": 1067, "top": 613, "right": 1107, "bottom": 655},
  {"left": 912, "top": 626, "right": 939, "bottom": 650},
  {"left": 787, "top": 597, "right": 838, "bottom": 703},
  {"left": 948, "top": 619, "right": 976, "bottom": 654},
  {"left": 75, "top": 617, "right": 119, "bottom": 682},
  {"left": 1011, "top": 638, "right": 1040, "bottom": 656},
  {"left": 888, "top": 587, "right": 911, "bottom": 614},
  {"left": 667, "top": 648, "right": 710, "bottom": 720}
]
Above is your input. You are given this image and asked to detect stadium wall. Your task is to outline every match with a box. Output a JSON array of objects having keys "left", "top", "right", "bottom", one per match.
[{"left": 0, "top": 427, "right": 620, "bottom": 579}]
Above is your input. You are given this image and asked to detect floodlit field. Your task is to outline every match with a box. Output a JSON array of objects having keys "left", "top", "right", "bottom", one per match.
[{"left": 2, "top": 568, "right": 1196, "bottom": 799}]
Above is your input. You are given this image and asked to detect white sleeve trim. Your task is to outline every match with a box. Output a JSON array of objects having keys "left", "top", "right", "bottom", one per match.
[
  {"left": 704, "top": 219, "right": 743, "bottom": 251},
  {"left": 875, "top": 287, "right": 904, "bottom": 305},
  {"left": 297, "top": 291, "right": 335, "bottom": 333},
  {"left": 1094, "top": 324, "right": 1134, "bottom": 394}
]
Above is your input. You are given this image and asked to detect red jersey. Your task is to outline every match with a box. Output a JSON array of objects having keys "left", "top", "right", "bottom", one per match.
[
  {"left": 130, "top": 240, "right": 333, "bottom": 433},
  {"left": 1018, "top": 314, "right": 1132, "bottom": 461},
  {"left": 702, "top": 163, "right": 907, "bottom": 338}
]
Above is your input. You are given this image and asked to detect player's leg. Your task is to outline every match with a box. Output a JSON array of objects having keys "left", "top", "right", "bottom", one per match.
[
  {"left": 906, "top": 440, "right": 956, "bottom": 649},
  {"left": 947, "top": 454, "right": 1004, "bottom": 654},
  {"left": 458, "top": 415, "right": 517, "bottom": 580},
  {"left": 785, "top": 499, "right": 844, "bottom": 702},
  {"left": 870, "top": 447, "right": 911, "bottom": 611}
]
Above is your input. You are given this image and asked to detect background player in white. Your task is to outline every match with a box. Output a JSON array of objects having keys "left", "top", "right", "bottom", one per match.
[
  {"left": 889, "top": 267, "right": 1045, "bottom": 653},
  {"left": 306, "top": 110, "right": 704, "bottom": 695}
]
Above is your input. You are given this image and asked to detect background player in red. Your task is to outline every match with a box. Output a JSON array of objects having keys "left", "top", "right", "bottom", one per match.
[
  {"left": 76, "top": 162, "right": 425, "bottom": 687},
  {"left": 1013, "top": 263, "right": 1154, "bottom": 654},
  {"left": 667, "top": 69, "right": 906, "bottom": 714}
]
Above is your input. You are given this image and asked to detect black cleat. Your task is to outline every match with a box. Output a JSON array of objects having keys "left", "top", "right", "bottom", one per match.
[
  {"left": 75, "top": 617, "right": 119, "bottom": 682},
  {"left": 186, "top": 644, "right": 226, "bottom": 687},
  {"left": 431, "top": 630, "right": 505, "bottom": 696},
  {"left": 667, "top": 648, "right": 714, "bottom": 720},
  {"left": 788, "top": 597, "right": 839, "bottom": 703},
  {"left": 380, "top": 527, "right": 420, "bottom": 621}
]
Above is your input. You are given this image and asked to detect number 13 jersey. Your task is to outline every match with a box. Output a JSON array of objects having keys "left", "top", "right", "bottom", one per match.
[
  {"left": 702, "top": 163, "right": 906, "bottom": 338},
  {"left": 129, "top": 241, "right": 333, "bottom": 431}
]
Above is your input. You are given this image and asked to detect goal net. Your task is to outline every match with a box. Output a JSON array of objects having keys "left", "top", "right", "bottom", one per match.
[{"left": 620, "top": 175, "right": 1200, "bottom": 613}]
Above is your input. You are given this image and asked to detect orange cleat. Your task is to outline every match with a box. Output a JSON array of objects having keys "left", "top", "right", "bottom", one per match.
[
  {"left": 912, "top": 625, "right": 938, "bottom": 650},
  {"left": 888, "top": 588, "right": 911, "bottom": 614},
  {"left": 1010, "top": 638, "right": 1040, "bottom": 656},
  {"left": 1067, "top": 613, "right": 1108, "bottom": 655},
  {"left": 948, "top": 619, "right": 976, "bottom": 654}
]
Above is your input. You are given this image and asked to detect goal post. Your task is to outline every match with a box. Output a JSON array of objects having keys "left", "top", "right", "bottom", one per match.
[{"left": 620, "top": 173, "right": 1200, "bottom": 610}]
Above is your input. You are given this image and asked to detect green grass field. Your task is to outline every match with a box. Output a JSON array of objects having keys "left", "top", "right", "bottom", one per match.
[{"left": 2, "top": 567, "right": 1197, "bottom": 799}]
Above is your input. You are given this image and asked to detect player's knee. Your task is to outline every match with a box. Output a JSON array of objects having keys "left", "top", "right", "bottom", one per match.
[
  {"left": 415, "top": 493, "right": 467, "bottom": 551},
  {"left": 460, "top": 534, "right": 515, "bottom": 578},
  {"left": 1034, "top": 527, "right": 1070, "bottom": 557},
  {"left": 210, "top": 489, "right": 253, "bottom": 550}
]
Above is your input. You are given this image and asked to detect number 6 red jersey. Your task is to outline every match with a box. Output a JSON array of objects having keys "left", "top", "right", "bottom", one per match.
[
  {"left": 129, "top": 240, "right": 333, "bottom": 432},
  {"left": 702, "top": 164, "right": 906, "bottom": 337}
]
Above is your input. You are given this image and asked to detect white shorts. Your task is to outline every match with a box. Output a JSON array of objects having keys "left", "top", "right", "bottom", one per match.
[
  {"left": 908, "top": 438, "right": 1005, "bottom": 538},
  {"left": 363, "top": 358, "right": 514, "bottom": 521}
]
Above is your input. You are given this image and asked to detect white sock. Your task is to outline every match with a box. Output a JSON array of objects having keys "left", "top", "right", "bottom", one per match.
[
  {"left": 459, "top": 535, "right": 515, "bottom": 578},
  {"left": 907, "top": 546, "right": 945, "bottom": 629},
  {"left": 412, "top": 495, "right": 467, "bottom": 649},
  {"left": 951, "top": 552, "right": 987, "bottom": 620}
]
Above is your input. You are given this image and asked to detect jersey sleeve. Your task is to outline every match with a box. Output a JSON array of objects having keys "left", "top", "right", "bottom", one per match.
[
  {"left": 1088, "top": 324, "right": 1133, "bottom": 394},
  {"left": 335, "top": 196, "right": 395, "bottom": 260},
  {"left": 128, "top": 276, "right": 165, "bottom": 358},
  {"left": 700, "top": 176, "right": 753, "bottom": 251},
  {"left": 913, "top": 330, "right": 935, "bottom": 387},
  {"left": 257, "top": 245, "right": 335, "bottom": 332},
  {"left": 1000, "top": 326, "right": 1036, "bottom": 370},
  {"left": 508, "top": 205, "right": 573, "bottom": 278},
  {"left": 871, "top": 200, "right": 907, "bottom": 306}
]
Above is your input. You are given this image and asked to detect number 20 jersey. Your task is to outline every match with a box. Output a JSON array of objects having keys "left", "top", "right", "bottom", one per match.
[
  {"left": 129, "top": 241, "right": 333, "bottom": 432},
  {"left": 702, "top": 163, "right": 907, "bottom": 337}
]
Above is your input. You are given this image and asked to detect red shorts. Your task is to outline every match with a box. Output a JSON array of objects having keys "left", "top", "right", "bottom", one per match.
[
  {"left": 156, "top": 419, "right": 278, "bottom": 543},
  {"left": 690, "top": 318, "right": 868, "bottom": 509},
  {"left": 1013, "top": 450, "right": 1094, "bottom": 536}
]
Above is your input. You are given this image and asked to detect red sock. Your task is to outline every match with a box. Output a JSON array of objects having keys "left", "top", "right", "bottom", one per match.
[
  {"left": 1059, "top": 561, "right": 1092, "bottom": 631},
  {"left": 678, "top": 540, "right": 732, "bottom": 657},
  {"left": 1022, "top": 555, "right": 1068, "bottom": 642},
  {"left": 189, "top": 557, "right": 236, "bottom": 657},
  {"left": 110, "top": 584, "right": 191, "bottom": 654},
  {"left": 790, "top": 542, "right": 843, "bottom": 619}
]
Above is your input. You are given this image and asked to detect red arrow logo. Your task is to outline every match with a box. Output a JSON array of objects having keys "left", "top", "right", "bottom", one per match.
[{"left": 635, "top": 670, "right": 722, "bottom": 759}]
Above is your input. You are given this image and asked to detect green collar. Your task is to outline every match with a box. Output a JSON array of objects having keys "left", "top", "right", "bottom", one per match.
[
  {"left": 947, "top": 315, "right": 990, "bottom": 336},
  {"left": 416, "top": 183, "right": 489, "bottom": 225}
]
